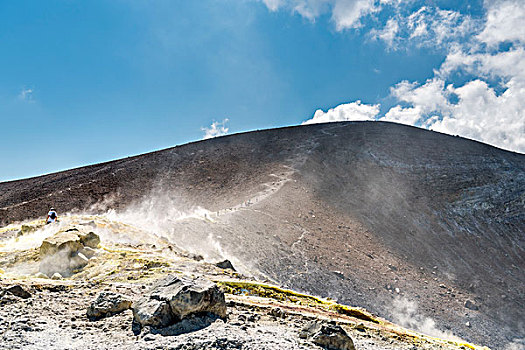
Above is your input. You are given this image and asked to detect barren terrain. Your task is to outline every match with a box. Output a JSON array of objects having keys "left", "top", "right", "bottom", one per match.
[{"left": 1, "top": 122, "right": 524, "bottom": 349}]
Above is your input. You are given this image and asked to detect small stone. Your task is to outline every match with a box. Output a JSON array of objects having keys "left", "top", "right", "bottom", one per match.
[
  {"left": 270, "top": 307, "right": 285, "bottom": 318},
  {"left": 215, "top": 260, "right": 236, "bottom": 271},
  {"left": 332, "top": 271, "right": 345, "bottom": 279},
  {"left": 466, "top": 321, "right": 471, "bottom": 327},
  {"left": 464, "top": 299, "right": 479, "bottom": 311},
  {"left": 34, "top": 272, "right": 48, "bottom": 279},
  {"left": 51, "top": 273, "right": 63, "bottom": 280},
  {"left": 143, "top": 334, "right": 156, "bottom": 342}
]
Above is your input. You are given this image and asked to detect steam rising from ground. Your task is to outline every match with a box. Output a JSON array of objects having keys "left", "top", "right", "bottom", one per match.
[
  {"left": 391, "top": 297, "right": 462, "bottom": 342},
  {"left": 0, "top": 222, "right": 65, "bottom": 253},
  {"left": 95, "top": 188, "right": 247, "bottom": 273}
]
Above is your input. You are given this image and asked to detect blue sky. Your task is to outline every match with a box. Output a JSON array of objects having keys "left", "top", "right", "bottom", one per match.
[{"left": 1, "top": 0, "right": 524, "bottom": 181}]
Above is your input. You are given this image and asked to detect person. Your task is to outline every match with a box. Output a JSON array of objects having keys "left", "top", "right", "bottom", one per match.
[{"left": 46, "top": 207, "right": 58, "bottom": 224}]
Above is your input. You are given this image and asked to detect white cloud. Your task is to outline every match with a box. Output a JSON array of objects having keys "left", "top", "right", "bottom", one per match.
[
  {"left": 477, "top": 0, "right": 525, "bottom": 46},
  {"left": 201, "top": 119, "right": 230, "bottom": 139},
  {"left": 302, "top": 100, "right": 379, "bottom": 124},
  {"left": 332, "top": 0, "right": 378, "bottom": 30},
  {"left": 372, "top": 6, "right": 478, "bottom": 50},
  {"left": 428, "top": 79, "right": 525, "bottom": 153},
  {"left": 262, "top": 0, "right": 284, "bottom": 11},
  {"left": 18, "top": 88, "right": 34, "bottom": 102},
  {"left": 382, "top": 0, "right": 525, "bottom": 153},
  {"left": 381, "top": 106, "right": 423, "bottom": 125},
  {"left": 390, "top": 79, "right": 450, "bottom": 113},
  {"left": 260, "top": 0, "right": 381, "bottom": 30},
  {"left": 372, "top": 18, "right": 399, "bottom": 47}
]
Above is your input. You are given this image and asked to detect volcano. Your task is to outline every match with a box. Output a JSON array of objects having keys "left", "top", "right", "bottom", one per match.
[{"left": 1, "top": 121, "right": 524, "bottom": 348}]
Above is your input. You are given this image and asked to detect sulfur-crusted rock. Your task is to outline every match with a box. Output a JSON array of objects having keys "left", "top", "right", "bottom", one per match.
[
  {"left": 16, "top": 224, "right": 36, "bottom": 237},
  {"left": 39, "top": 226, "right": 100, "bottom": 276},
  {"left": 87, "top": 292, "right": 132, "bottom": 320},
  {"left": 78, "top": 231, "right": 100, "bottom": 248},
  {"left": 300, "top": 321, "right": 355, "bottom": 350},
  {"left": 40, "top": 231, "right": 83, "bottom": 258},
  {"left": 69, "top": 252, "right": 89, "bottom": 271},
  {"left": 132, "top": 275, "right": 226, "bottom": 331}
]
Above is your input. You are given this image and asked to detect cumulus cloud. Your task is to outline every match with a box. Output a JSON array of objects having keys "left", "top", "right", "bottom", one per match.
[
  {"left": 302, "top": 100, "right": 379, "bottom": 124},
  {"left": 477, "top": 0, "right": 525, "bottom": 47},
  {"left": 260, "top": 0, "right": 382, "bottom": 30},
  {"left": 386, "top": 0, "right": 525, "bottom": 153},
  {"left": 201, "top": 118, "right": 230, "bottom": 139},
  {"left": 384, "top": 77, "right": 525, "bottom": 152}
]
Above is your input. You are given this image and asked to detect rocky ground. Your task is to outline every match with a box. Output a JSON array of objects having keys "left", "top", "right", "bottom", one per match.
[{"left": 0, "top": 217, "right": 489, "bottom": 350}]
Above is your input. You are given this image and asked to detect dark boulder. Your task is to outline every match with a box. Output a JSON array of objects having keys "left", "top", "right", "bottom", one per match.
[
  {"left": 132, "top": 275, "right": 226, "bottom": 332},
  {"left": 300, "top": 321, "right": 355, "bottom": 350}
]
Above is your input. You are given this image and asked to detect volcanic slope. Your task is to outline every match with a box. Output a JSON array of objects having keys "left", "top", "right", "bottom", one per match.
[{"left": 1, "top": 121, "right": 524, "bottom": 348}]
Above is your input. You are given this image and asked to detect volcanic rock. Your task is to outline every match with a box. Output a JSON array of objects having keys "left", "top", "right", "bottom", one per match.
[
  {"left": 132, "top": 275, "right": 226, "bottom": 331},
  {"left": 87, "top": 292, "right": 132, "bottom": 320},
  {"left": 2, "top": 285, "right": 31, "bottom": 299},
  {"left": 300, "top": 321, "right": 355, "bottom": 350},
  {"left": 39, "top": 227, "right": 100, "bottom": 276},
  {"left": 464, "top": 299, "right": 479, "bottom": 311},
  {"left": 40, "top": 231, "right": 83, "bottom": 258},
  {"left": 215, "top": 259, "right": 236, "bottom": 271},
  {"left": 77, "top": 231, "right": 100, "bottom": 249}
]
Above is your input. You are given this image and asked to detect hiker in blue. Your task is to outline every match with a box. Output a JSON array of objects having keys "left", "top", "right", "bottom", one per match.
[{"left": 46, "top": 207, "right": 58, "bottom": 224}]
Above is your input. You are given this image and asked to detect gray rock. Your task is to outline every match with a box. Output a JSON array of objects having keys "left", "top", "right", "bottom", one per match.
[
  {"left": 87, "top": 292, "right": 132, "bottom": 320},
  {"left": 133, "top": 297, "right": 175, "bottom": 329},
  {"left": 215, "top": 259, "right": 236, "bottom": 271},
  {"left": 0, "top": 293, "right": 20, "bottom": 305},
  {"left": 132, "top": 275, "right": 226, "bottom": 331},
  {"left": 300, "top": 321, "right": 355, "bottom": 350},
  {"left": 464, "top": 299, "right": 479, "bottom": 311},
  {"left": 51, "top": 272, "right": 63, "bottom": 280}
]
